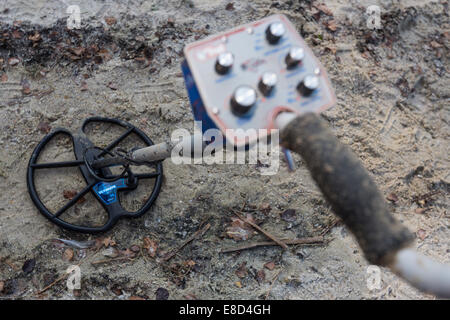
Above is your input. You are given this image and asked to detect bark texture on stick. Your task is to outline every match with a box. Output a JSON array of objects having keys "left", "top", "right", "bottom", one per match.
[{"left": 280, "top": 113, "right": 413, "bottom": 265}]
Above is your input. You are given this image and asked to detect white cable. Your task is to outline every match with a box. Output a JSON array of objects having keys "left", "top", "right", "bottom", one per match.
[
  {"left": 392, "top": 248, "right": 450, "bottom": 298},
  {"left": 274, "top": 111, "right": 297, "bottom": 131}
]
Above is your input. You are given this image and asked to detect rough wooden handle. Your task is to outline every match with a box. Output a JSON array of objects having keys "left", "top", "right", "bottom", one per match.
[{"left": 280, "top": 113, "right": 413, "bottom": 265}]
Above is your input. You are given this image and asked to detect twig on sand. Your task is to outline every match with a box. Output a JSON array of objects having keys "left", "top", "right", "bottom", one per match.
[
  {"left": 161, "top": 223, "right": 211, "bottom": 262},
  {"left": 91, "top": 256, "right": 135, "bottom": 265},
  {"left": 320, "top": 219, "right": 341, "bottom": 236},
  {"left": 265, "top": 269, "right": 282, "bottom": 300},
  {"left": 232, "top": 210, "right": 288, "bottom": 249},
  {"left": 36, "top": 274, "right": 68, "bottom": 295},
  {"left": 221, "top": 236, "right": 324, "bottom": 253},
  {"left": 36, "top": 248, "right": 101, "bottom": 296},
  {"left": 380, "top": 103, "right": 397, "bottom": 134}
]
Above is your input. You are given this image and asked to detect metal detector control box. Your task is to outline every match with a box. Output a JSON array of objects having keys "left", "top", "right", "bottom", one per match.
[{"left": 182, "top": 14, "right": 336, "bottom": 146}]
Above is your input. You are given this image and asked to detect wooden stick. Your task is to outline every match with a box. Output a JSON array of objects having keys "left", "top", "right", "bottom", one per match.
[
  {"left": 265, "top": 269, "right": 282, "bottom": 300},
  {"left": 91, "top": 256, "right": 134, "bottom": 265},
  {"left": 161, "top": 223, "right": 211, "bottom": 262},
  {"left": 37, "top": 274, "right": 68, "bottom": 295},
  {"left": 320, "top": 219, "right": 341, "bottom": 236},
  {"left": 221, "top": 236, "right": 324, "bottom": 253},
  {"left": 232, "top": 210, "right": 288, "bottom": 249}
]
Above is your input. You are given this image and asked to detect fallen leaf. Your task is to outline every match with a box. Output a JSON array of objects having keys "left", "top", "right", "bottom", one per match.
[
  {"left": 414, "top": 208, "right": 427, "bottom": 214},
  {"left": 235, "top": 281, "right": 242, "bottom": 288},
  {"left": 105, "top": 17, "right": 117, "bottom": 25},
  {"left": 326, "top": 20, "right": 337, "bottom": 32},
  {"left": 80, "top": 81, "right": 88, "bottom": 91},
  {"left": 69, "top": 54, "right": 81, "bottom": 61},
  {"left": 312, "top": 11, "right": 322, "bottom": 21},
  {"left": 325, "top": 46, "right": 337, "bottom": 54},
  {"left": 134, "top": 56, "right": 147, "bottom": 63},
  {"left": 417, "top": 229, "right": 427, "bottom": 241},
  {"left": 264, "top": 261, "right": 275, "bottom": 271},
  {"left": 130, "top": 245, "right": 140, "bottom": 253},
  {"left": 63, "top": 189, "right": 77, "bottom": 200},
  {"left": 69, "top": 47, "right": 85, "bottom": 56},
  {"left": 63, "top": 248, "right": 74, "bottom": 261},
  {"left": 143, "top": 237, "right": 158, "bottom": 257},
  {"left": 22, "top": 259, "right": 36, "bottom": 274},
  {"left": 98, "top": 48, "right": 112, "bottom": 61},
  {"left": 167, "top": 18, "right": 175, "bottom": 26},
  {"left": 313, "top": 3, "right": 334, "bottom": 16},
  {"left": 256, "top": 269, "right": 266, "bottom": 284},
  {"left": 12, "top": 30, "right": 22, "bottom": 38},
  {"left": 259, "top": 202, "right": 271, "bottom": 213},
  {"left": 120, "top": 248, "right": 136, "bottom": 258},
  {"left": 107, "top": 82, "right": 118, "bottom": 90},
  {"left": 8, "top": 57, "right": 20, "bottom": 66},
  {"left": 387, "top": 193, "right": 399, "bottom": 203},
  {"left": 61, "top": 189, "right": 84, "bottom": 203},
  {"left": 21, "top": 79, "right": 31, "bottom": 95},
  {"left": 225, "top": 215, "right": 256, "bottom": 241},
  {"left": 184, "top": 293, "right": 198, "bottom": 300},
  {"left": 183, "top": 260, "right": 196, "bottom": 268},
  {"left": 430, "top": 41, "right": 442, "bottom": 48},
  {"left": 28, "top": 32, "right": 41, "bottom": 42},
  {"left": 73, "top": 289, "right": 81, "bottom": 297},
  {"left": 111, "top": 285, "right": 122, "bottom": 296},
  {"left": 1, "top": 73, "right": 8, "bottom": 82},
  {"left": 102, "top": 237, "right": 116, "bottom": 247},
  {"left": 281, "top": 209, "right": 297, "bottom": 222},
  {"left": 225, "top": 2, "right": 235, "bottom": 10},
  {"left": 235, "top": 262, "right": 247, "bottom": 279},
  {"left": 155, "top": 287, "right": 169, "bottom": 300}
]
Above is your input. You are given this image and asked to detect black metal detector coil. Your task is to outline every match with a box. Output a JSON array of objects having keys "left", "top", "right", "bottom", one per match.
[{"left": 27, "top": 117, "right": 163, "bottom": 233}]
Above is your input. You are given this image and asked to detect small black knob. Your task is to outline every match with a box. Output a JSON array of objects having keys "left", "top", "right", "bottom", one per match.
[
  {"left": 297, "top": 74, "right": 319, "bottom": 96},
  {"left": 265, "top": 22, "right": 285, "bottom": 45},
  {"left": 258, "top": 72, "right": 277, "bottom": 97},
  {"left": 285, "top": 47, "right": 304, "bottom": 69},
  {"left": 215, "top": 52, "right": 234, "bottom": 75},
  {"left": 230, "top": 85, "right": 257, "bottom": 116}
]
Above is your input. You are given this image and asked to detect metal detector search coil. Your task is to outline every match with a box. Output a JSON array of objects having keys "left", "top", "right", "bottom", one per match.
[{"left": 27, "top": 117, "right": 163, "bottom": 233}]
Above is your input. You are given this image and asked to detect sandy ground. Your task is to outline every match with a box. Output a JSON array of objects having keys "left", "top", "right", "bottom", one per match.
[{"left": 0, "top": 0, "right": 448, "bottom": 299}]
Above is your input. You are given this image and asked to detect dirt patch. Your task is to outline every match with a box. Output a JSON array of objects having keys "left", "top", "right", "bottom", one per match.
[{"left": 0, "top": 0, "right": 448, "bottom": 300}]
